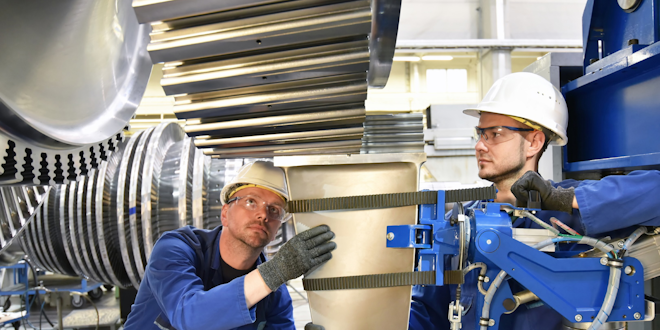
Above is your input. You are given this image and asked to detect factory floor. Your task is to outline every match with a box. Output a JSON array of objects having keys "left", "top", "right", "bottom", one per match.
[{"left": 0, "top": 277, "right": 312, "bottom": 330}]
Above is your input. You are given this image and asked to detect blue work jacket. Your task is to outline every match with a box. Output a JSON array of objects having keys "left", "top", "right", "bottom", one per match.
[
  {"left": 123, "top": 226, "right": 294, "bottom": 330},
  {"left": 410, "top": 170, "right": 660, "bottom": 330}
]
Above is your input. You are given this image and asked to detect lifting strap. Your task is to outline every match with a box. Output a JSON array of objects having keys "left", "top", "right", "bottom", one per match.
[
  {"left": 287, "top": 186, "right": 496, "bottom": 213},
  {"left": 302, "top": 270, "right": 465, "bottom": 291}
]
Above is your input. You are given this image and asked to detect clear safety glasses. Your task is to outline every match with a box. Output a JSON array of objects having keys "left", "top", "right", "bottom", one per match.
[
  {"left": 227, "top": 194, "right": 289, "bottom": 222},
  {"left": 473, "top": 126, "right": 535, "bottom": 145}
]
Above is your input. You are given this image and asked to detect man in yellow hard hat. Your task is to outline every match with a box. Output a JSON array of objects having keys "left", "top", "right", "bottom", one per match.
[
  {"left": 410, "top": 72, "right": 660, "bottom": 330},
  {"left": 124, "top": 160, "right": 336, "bottom": 330}
]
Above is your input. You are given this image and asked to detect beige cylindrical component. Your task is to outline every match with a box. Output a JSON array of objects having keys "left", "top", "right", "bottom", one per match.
[{"left": 276, "top": 153, "right": 426, "bottom": 330}]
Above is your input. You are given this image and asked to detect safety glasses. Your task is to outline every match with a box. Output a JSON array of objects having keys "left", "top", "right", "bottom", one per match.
[
  {"left": 473, "top": 126, "right": 535, "bottom": 145},
  {"left": 227, "top": 194, "right": 289, "bottom": 222}
]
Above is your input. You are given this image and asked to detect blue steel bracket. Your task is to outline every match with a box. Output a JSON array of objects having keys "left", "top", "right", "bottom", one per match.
[
  {"left": 385, "top": 190, "right": 459, "bottom": 286},
  {"left": 386, "top": 225, "right": 432, "bottom": 249},
  {"left": 418, "top": 190, "right": 460, "bottom": 286},
  {"left": 476, "top": 229, "right": 646, "bottom": 323}
]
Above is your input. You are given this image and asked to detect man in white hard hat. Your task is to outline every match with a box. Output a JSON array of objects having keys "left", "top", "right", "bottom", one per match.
[
  {"left": 410, "top": 72, "right": 660, "bottom": 330},
  {"left": 124, "top": 160, "right": 336, "bottom": 330}
]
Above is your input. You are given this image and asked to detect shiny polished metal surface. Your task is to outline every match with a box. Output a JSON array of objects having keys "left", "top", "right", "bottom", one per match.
[
  {"left": 275, "top": 153, "right": 426, "bottom": 330},
  {"left": 367, "top": 0, "right": 401, "bottom": 87},
  {"left": 0, "top": 186, "right": 49, "bottom": 265},
  {"left": 186, "top": 106, "right": 366, "bottom": 137},
  {"left": 116, "top": 129, "right": 148, "bottom": 288},
  {"left": 102, "top": 141, "right": 134, "bottom": 288},
  {"left": 174, "top": 75, "right": 368, "bottom": 120},
  {"left": 134, "top": 0, "right": 401, "bottom": 158},
  {"left": 141, "top": 123, "right": 187, "bottom": 259},
  {"left": 618, "top": 0, "right": 642, "bottom": 12},
  {"left": 0, "top": 0, "right": 150, "bottom": 185},
  {"left": 207, "top": 140, "right": 363, "bottom": 159},
  {"left": 18, "top": 123, "right": 249, "bottom": 288},
  {"left": 361, "top": 114, "right": 425, "bottom": 154},
  {"left": 161, "top": 40, "right": 370, "bottom": 95},
  {"left": 146, "top": 1, "right": 371, "bottom": 63},
  {"left": 133, "top": 0, "right": 286, "bottom": 24},
  {"left": 196, "top": 127, "right": 365, "bottom": 149},
  {"left": 129, "top": 128, "right": 154, "bottom": 281}
]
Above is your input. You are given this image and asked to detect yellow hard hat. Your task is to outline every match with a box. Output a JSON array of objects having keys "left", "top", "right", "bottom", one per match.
[{"left": 220, "top": 161, "right": 289, "bottom": 204}]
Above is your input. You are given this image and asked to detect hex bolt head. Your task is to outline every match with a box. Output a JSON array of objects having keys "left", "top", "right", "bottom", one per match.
[
  {"left": 575, "top": 314, "right": 583, "bottom": 322},
  {"left": 386, "top": 232, "right": 395, "bottom": 241},
  {"left": 488, "top": 319, "right": 495, "bottom": 326},
  {"left": 617, "top": 241, "right": 625, "bottom": 248},
  {"left": 600, "top": 257, "right": 608, "bottom": 266},
  {"left": 484, "top": 276, "right": 490, "bottom": 283},
  {"left": 634, "top": 312, "right": 641, "bottom": 320},
  {"left": 625, "top": 266, "right": 633, "bottom": 275}
]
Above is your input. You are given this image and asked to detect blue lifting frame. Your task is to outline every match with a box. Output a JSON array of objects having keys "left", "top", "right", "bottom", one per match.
[
  {"left": 386, "top": 192, "right": 646, "bottom": 330},
  {"left": 562, "top": 0, "right": 660, "bottom": 173}
]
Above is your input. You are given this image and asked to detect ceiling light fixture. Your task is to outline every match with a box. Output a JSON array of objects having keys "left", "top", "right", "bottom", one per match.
[
  {"left": 421, "top": 55, "right": 454, "bottom": 61},
  {"left": 393, "top": 56, "right": 421, "bottom": 62}
]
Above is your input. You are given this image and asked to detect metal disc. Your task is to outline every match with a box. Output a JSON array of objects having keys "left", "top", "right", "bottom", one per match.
[
  {"left": 101, "top": 140, "right": 133, "bottom": 288},
  {"left": 141, "top": 123, "right": 186, "bottom": 260},
  {"left": 86, "top": 168, "right": 112, "bottom": 284},
  {"left": 45, "top": 187, "right": 76, "bottom": 276},
  {"left": 59, "top": 183, "right": 82, "bottom": 275},
  {"left": 157, "top": 140, "right": 190, "bottom": 236},
  {"left": 77, "top": 174, "right": 102, "bottom": 280},
  {"left": 79, "top": 169, "right": 106, "bottom": 283},
  {"left": 191, "top": 147, "right": 208, "bottom": 229},
  {"left": 128, "top": 129, "right": 156, "bottom": 281},
  {"left": 0, "top": 0, "right": 151, "bottom": 148},
  {"left": 31, "top": 199, "right": 56, "bottom": 273},
  {"left": 23, "top": 211, "right": 48, "bottom": 271},
  {"left": 68, "top": 181, "right": 93, "bottom": 278},
  {"left": 38, "top": 193, "right": 64, "bottom": 273},
  {"left": 115, "top": 129, "right": 149, "bottom": 288}
]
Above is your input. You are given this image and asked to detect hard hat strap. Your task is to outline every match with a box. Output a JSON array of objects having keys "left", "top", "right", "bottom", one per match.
[{"left": 507, "top": 115, "right": 543, "bottom": 131}]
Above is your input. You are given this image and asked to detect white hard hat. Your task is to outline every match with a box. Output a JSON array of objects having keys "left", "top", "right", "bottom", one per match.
[
  {"left": 220, "top": 161, "right": 289, "bottom": 204},
  {"left": 464, "top": 72, "right": 569, "bottom": 146}
]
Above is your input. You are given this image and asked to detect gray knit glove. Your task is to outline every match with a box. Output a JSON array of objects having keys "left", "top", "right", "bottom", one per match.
[
  {"left": 511, "top": 171, "right": 575, "bottom": 214},
  {"left": 258, "top": 225, "right": 336, "bottom": 291},
  {"left": 305, "top": 323, "right": 325, "bottom": 330}
]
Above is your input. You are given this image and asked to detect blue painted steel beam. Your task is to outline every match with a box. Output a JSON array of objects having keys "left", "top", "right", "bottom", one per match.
[
  {"left": 476, "top": 229, "right": 646, "bottom": 323},
  {"left": 562, "top": 41, "right": 660, "bottom": 173}
]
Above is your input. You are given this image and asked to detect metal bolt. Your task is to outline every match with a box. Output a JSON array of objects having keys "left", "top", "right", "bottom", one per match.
[
  {"left": 575, "top": 314, "right": 583, "bottom": 322},
  {"left": 617, "top": 241, "right": 625, "bottom": 248},
  {"left": 634, "top": 312, "right": 641, "bottom": 320},
  {"left": 484, "top": 276, "right": 490, "bottom": 283},
  {"left": 625, "top": 266, "right": 633, "bottom": 275},
  {"left": 488, "top": 319, "right": 495, "bottom": 326},
  {"left": 486, "top": 239, "right": 492, "bottom": 244},
  {"left": 600, "top": 257, "right": 608, "bottom": 266},
  {"left": 386, "top": 232, "right": 395, "bottom": 241}
]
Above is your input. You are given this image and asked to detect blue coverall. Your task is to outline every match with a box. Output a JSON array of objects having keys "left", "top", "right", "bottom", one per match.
[
  {"left": 410, "top": 170, "right": 660, "bottom": 330},
  {"left": 123, "top": 226, "right": 294, "bottom": 330}
]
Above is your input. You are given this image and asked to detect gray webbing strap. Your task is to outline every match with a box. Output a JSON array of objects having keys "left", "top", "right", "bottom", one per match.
[
  {"left": 287, "top": 186, "right": 496, "bottom": 213},
  {"left": 302, "top": 271, "right": 436, "bottom": 291}
]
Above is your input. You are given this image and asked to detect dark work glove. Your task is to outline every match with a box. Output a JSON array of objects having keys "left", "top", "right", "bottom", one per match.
[
  {"left": 258, "top": 225, "right": 336, "bottom": 291},
  {"left": 511, "top": 171, "right": 575, "bottom": 214},
  {"left": 305, "top": 323, "right": 325, "bottom": 330}
]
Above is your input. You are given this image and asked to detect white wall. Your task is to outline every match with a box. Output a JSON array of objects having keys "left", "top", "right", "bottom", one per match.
[
  {"left": 396, "top": 0, "right": 586, "bottom": 41},
  {"left": 388, "top": 0, "right": 587, "bottom": 184}
]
